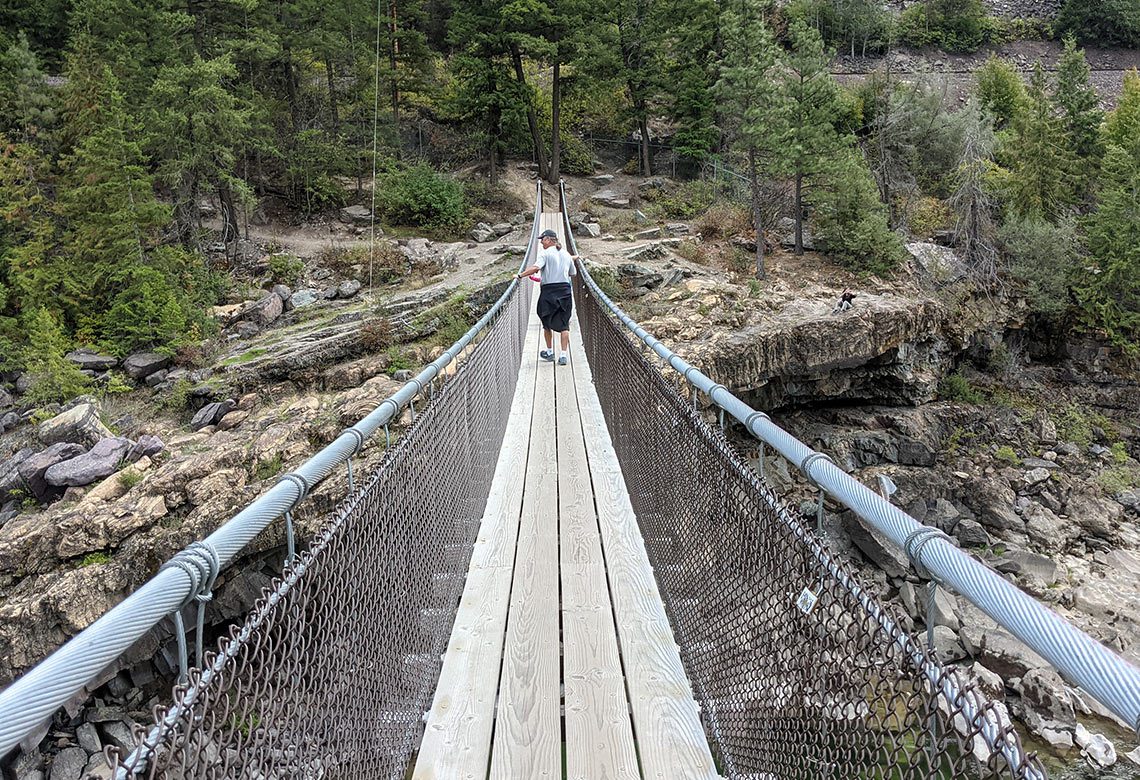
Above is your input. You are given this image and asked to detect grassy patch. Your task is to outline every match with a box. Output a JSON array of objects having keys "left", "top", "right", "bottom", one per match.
[
  {"left": 80, "top": 552, "right": 111, "bottom": 567},
  {"left": 385, "top": 347, "right": 415, "bottom": 377},
  {"left": 413, "top": 292, "right": 474, "bottom": 348},
  {"left": 252, "top": 453, "right": 283, "bottom": 481},
  {"left": 117, "top": 469, "right": 144, "bottom": 489},
  {"left": 994, "top": 445, "right": 1020, "bottom": 466},
  {"left": 1099, "top": 464, "right": 1140, "bottom": 495},
  {"left": 221, "top": 347, "right": 269, "bottom": 367}
]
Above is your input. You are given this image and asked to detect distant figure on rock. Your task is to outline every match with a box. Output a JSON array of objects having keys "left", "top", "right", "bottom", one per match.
[
  {"left": 832, "top": 288, "right": 855, "bottom": 314},
  {"left": 516, "top": 229, "right": 577, "bottom": 365}
]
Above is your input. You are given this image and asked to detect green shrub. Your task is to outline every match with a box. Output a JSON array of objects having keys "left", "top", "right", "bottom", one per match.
[
  {"left": 999, "top": 216, "right": 1078, "bottom": 321},
  {"left": 899, "top": 0, "right": 992, "bottom": 52},
  {"left": 80, "top": 552, "right": 110, "bottom": 566},
  {"left": 558, "top": 134, "right": 595, "bottom": 176},
  {"left": 994, "top": 445, "right": 1020, "bottom": 465},
  {"left": 268, "top": 253, "right": 304, "bottom": 286},
  {"left": 647, "top": 181, "right": 718, "bottom": 220},
  {"left": 907, "top": 196, "right": 952, "bottom": 239},
  {"left": 287, "top": 129, "right": 348, "bottom": 215},
  {"left": 1099, "top": 464, "right": 1140, "bottom": 494},
  {"left": 1054, "top": 404, "right": 1093, "bottom": 447},
  {"left": 938, "top": 372, "right": 983, "bottom": 403},
  {"left": 1111, "top": 441, "right": 1130, "bottom": 465},
  {"left": 976, "top": 56, "right": 1027, "bottom": 127},
  {"left": 1056, "top": 0, "right": 1140, "bottom": 48},
  {"left": 377, "top": 163, "right": 467, "bottom": 231},
  {"left": 252, "top": 453, "right": 283, "bottom": 481},
  {"left": 20, "top": 308, "right": 91, "bottom": 405},
  {"left": 117, "top": 468, "right": 144, "bottom": 489},
  {"left": 385, "top": 346, "right": 414, "bottom": 376}
]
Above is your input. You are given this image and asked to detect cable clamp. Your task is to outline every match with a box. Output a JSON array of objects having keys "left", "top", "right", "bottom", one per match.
[
  {"left": 277, "top": 472, "right": 311, "bottom": 511},
  {"left": 343, "top": 428, "right": 366, "bottom": 456},
  {"left": 903, "top": 527, "right": 952, "bottom": 579},
  {"left": 800, "top": 452, "right": 835, "bottom": 489},
  {"left": 160, "top": 541, "right": 221, "bottom": 610}
]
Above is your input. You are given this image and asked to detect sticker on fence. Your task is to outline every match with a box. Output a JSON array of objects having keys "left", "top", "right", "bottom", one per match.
[{"left": 796, "top": 588, "right": 818, "bottom": 615}]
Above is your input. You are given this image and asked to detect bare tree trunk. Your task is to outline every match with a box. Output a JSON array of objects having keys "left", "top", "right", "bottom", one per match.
[
  {"left": 638, "top": 113, "right": 652, "bottom": 176},
  {"left": 325, "top": 54, "right": 340, "bottom": 133},
  {"left": 489, "top": 103, "right": 501, "bottom": 187},
  {"left": 549, "top": 60, "right": 561, "bottom": 184},
  {"left": 749, "top": 148, "right": 765, "bottom": 280},
  {"left": 511, "top": 44, "right": 549, "bottom": 180},
  {"left": 389, "top": 0, "right": 400, "bottom": 135},
  {"left": 794, "top": 173, "right": 803, "bottom": 256},
  {"left": 219, "top": 186, "right": 239, "bottom": 259}
]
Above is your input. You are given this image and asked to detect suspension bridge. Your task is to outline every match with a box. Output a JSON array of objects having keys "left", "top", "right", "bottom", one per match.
[{"left": 1, "top": 182, "right": 1139, "bottom": 779}]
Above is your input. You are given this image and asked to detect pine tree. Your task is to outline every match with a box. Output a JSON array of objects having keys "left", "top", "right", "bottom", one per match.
[
  {"left": 1053, "top": 36, "right": 1103, "bottom": 204},
  {"left": 20, "top": 307, "right": 91, "bottom": 405},
  {"left": 778, "top": 21, "right": 845, "bottom": 256},
  {"left": 0, "top": 33, "right": 59, "bottom": 145},
  {"left": 1005, "top": 64, "right": 1074, "bottom": 221},
  {"left": 57, "top": 66, "right": 169, "bottom": 340},
  {"left": 658, "top": 0, "right": 718, "bottom": 161},
  {"left": 146, "top": 54, "right": 249, "bottom": 248},
  {"left": 714, "top": 0, "right": 782, "bottom": 279},
  {"left": 975, "top": 55, "right": 1026, "bottom": 129},
  {"left": 1078, "top": 72, "right": 1140, "bottom": 350}
]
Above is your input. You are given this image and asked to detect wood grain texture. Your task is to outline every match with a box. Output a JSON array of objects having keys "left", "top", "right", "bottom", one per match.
[
  {"left": 558, "top": 348, "right": 640, "bottom": 780},
  {"left": 413, "top": 312, "right": 543, "bottom": 780},
  {"left": 570, "top": 315, "right": 723, "bottom": 780},
  {"left": 490, "top": 343, "right": 561, "bottom": 779}
]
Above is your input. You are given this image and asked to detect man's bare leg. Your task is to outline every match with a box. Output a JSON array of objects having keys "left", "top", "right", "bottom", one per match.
[
  {"left": 544, "top": 329, "right": 553, "bottom": 349},
  {"left": 560, "top": 330, "right": 570, "bottom": 354}
]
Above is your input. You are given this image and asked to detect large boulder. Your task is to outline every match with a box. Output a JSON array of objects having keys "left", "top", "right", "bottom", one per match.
[
  {"left": 959, "top": 625, "right": 1048, "bottom": 679},
  {"left": 575, "top": 222, "right": 602, "bottom": 238},
  {"left": 1065, "top": 493, "right": 1124, "bottom": 542},
  {"left": 470, "top": 222, "right": 496, "bottom": 242},
  {"left": 37, "top": 403, "right": 114, "bottom": 448},
  {"left": 126, "top": 434, "right": 165, "bottom": 462},
  {"left": 248, "top": 293, "right": 283, "bottom": 326},
  {"left": 191, "top": 400, "right": 236, "bottom": 431},
  {"left": 64, "top": 349, "right": 118, "bottom": 372},
  {"left": 17, "top": 443, "right": 86, "bottom": 501},
  {"left": 0, "top": 448, "right": 36, "bottom": 498},
  {"left": 339, "top": 204, "right": 373, "bottom": 225},
  {"left": 0, "top": 411, "right": 18, "bottom": 433},
  {"left": 44, "top": 437, "right": 132, "bottom": 488},
  {"left": 591, "top": 189, "right": 631, "bottom": 208},
  {"left": 0, "top": 386, "right": 13, "bottom": 409},
  {"left": 291, "top": 288, "right": 320, "bottom": 308},
  {"left": 123, "top": 352, "right": 171, "bottom": 381},
  {"left": 337, "top": 279, "right": 362, "bottom": 299},
  {"left": 841, "top": 510, "right": 910, "bottom": 578}
]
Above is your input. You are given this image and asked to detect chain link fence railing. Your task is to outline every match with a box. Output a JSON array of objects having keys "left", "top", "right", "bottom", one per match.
[{"left": 102, "top": 279, "right": 531, "bottom": 779}]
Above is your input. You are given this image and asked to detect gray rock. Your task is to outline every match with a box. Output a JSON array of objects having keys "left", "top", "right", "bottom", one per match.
[
  {"left": 234, "top": 321, "right": 260, "bottom": 339},
  {"left": 907, "top": 242, "right": 968, "bottom": 283},
  {"left": 99, "top": 720, "right": 134, "bottom": 752},
  {"left": 437, "top": 241, "right": 467, "bottom": 270},
  {"left": 1075, "top": 723, "right": 1116, "bottom": 768},
  {"left": 1021, "top": 456, "right": 1059, "bottom": 470},
  {"left": 1066, "top": 493, "right": 1123, "bottom": 541},
  {"left": 470, "top": 222, "right": 496, "bottom": 242},
  {"left": 14, "top": 373, "right": 32, "bottom": 394},
  {"left": 248, "top": 293, "right": 283, "bottom": 326},
  {"left": 1024, "top": 504, "right": 1069, "bottom": 552},
  {"left": 932, "top": 625, "right": 966, "bottom": 663},
  {"left": 491, "top": 244, "right": 526, "bottom": 256},
  {"left": 272, "top": 284, "right": 292, "bottom": 302},
  {"left": 491, "top": 222, "right": 513, "bottom": 237},
  {"left": 1023, "top": 467, "right": 1051, "bottom": 487},
  {"left": 635, "top": 227, "right": 663, "bottom": 240},
  {"left": 621, "top": 243, "right": 666, "bottom": 262},
  {"left": 190, "top": 400, "right": 236, "bottom": 431},
  {"left": 590, "top": 174, "right": 614, "bottom": 184},
  {"left": 322, "top": 286, "right": 339, "bottom": 300},
  {"left": 38, "top": 403, "right": 114, "bottom": 448},
  {"left": 1003, "top": 549, "right": 1060, "bottom": 584},
  {"left": 0, "top": 447, "right": 36, "bottom": 497},
  {"left": 1, "top": 411, "right": 19, "bottom": 432},
  {"left": 638, "top": 176, "right": 667, "bottom": 192},
  {"left": 18, "top": 443, "right": 86, "bottom": 501},
  {"left": 0, "top": 386, "right": 11, "bottom": 409},
  {"left": 924, "top": 498, "right": 961, "bottom": 532},
  {"left": 633, "top": 209, "right": 650, "bottom": 224},
  {"left": 842, "top": 511, "right": 910, "bottom": 578},
  {"left": 574, "top": 222, "right": 602, "bottom": 238},
  {"left": 44, "top": 437, "right": 132, "bottom": 488},
  {"left": 953, "top": 517, "right": 990, "bottom": 547},
  {"left": 666, "top": 223, "right": 690, "bottom": 235},
  {"left": 291, "top": 289, "right": 319, "bottom": 308},
  {"left": 123, "top": 352, "right": 171, "bottom": 381},
  {"left": 618, "top": 263, "right": 665, "bottom": 291},
  {"left": 49, "top": 747, "right": 87, "bottom": 780},
  {"left": 339, "top": 204, "right": 372, "bottom": 225},
  {"left": 65, "top": 350, "right": 117, "bottom": 372},
  {"left": 923, "top": 586, "right": 960, "bottom": 631},
  {"left": 127, "top": 435, "right": 165, "bottom": 462},
  {"left": 898, "top": 438, "right": 936, "bottom": 466},
  {"left": 1055, "top": 442, "right": 1080, "bottom": 457},
  {"left": 591, "top": 189, "right": 630, "bottom": 208},
  {"left": 1035, "top": 414, "right": 1058, "bottom": 444},
  {"left": 144, "top": 370, "right": 169, "bottom": 388},
  {"left": 337, "top": 279, "right": 363, "bottom": 299},
  {"left": 1117, "top": 489, "right": 1140, "bottom": 512},
  {"left": 1018, "top": 668, "right": 1075, "bottom": 723},
  {"left": 392, "top": 369, "right": 414, "bottom": 382},
  {"left": 76, "top": 722, "right": 102, "bottom": 753},
  {"left": 81, "top": 755, "right": 112, "bottom": 780},
  {"left": 960, "top": 625, "right": 1048, "bottom": 679}
]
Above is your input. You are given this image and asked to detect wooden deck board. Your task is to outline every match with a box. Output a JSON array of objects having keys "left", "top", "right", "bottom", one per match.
[
  {"left": 413, "top": 311, "right": 542, "bottom": 780},
  {"left": 558, "top": 348, "right": 640, "bottom": 780},
  {"left": 490, "top": 333, "right": 561, "bottom": 778},
  {"left": 570, "top": 314, "right": 722, "bottom": 780}
]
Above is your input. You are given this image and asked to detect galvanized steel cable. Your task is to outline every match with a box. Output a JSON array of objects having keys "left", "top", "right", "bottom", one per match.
[{"left": 556, "top": 179, "right": 1140, "bottom": 740}]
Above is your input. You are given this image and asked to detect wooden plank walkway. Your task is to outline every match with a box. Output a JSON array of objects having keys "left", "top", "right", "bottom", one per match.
[{"left": 414, "top": 213, "right": 720, "bottom": 780}]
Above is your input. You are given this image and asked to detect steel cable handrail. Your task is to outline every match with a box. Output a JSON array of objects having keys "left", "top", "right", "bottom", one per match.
[
  {"left": 557, "top": 179, "right": 1140, "bottom": 738},
  {"left": 0, "top": 183, "right": 546, "bottom": 759}
]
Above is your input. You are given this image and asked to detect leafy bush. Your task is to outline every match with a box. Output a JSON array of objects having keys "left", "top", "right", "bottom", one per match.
[
  {"left": 360, "top": 318, "right": 393, "bottom": 351},
  {"left": 558, "top": 134, "right": 595, "bottom": 176},
  {"left": 287, "top": 129, "right": 348, "bottom": 215},
  {"left": 1056, "top": 0, "right": 1140, "bottom": 48},
  {"left": 809, "top": 148, "right": 904, "bottom": 276},
  {"left": 377, "top": 163, "right": 467, "bottom": 231},
  {"left": 268, "top": 253, "right": 304, "bottom": 286},
  {"left": 938, "top": 372, "right": 983, "bottom": 403},
  {"left": 999, "top": 216, "right": 1078, "bottom": 320},
  {"left": 1054, "top": 404, "right": 1094, "bottom": 446},
  {"left": 786, "top": 0, "right": 895, "bottom": 56},
  {"left": 694, "top": 201, "right": 752, "bottom": 238},
  {"left": 994, "top": 445, "right": 1020, "bottom": 465},
  {"left": 647, "top": 181, "right": 718, "bottom": 220},
  {"left": 118, "top": 468, "right": 144, "bottom": 489},
  {"left": 20, "top": 308, "right": 91, "bottom": 405},
  {"left": 976, "top": 56, "right": 1027, "bottom": 127},
  {"left": 899, "top": 0, "right": 992, "bottom": 52},
  {"left": 907, "top": 196, "right": 952, "bottom": 238}
]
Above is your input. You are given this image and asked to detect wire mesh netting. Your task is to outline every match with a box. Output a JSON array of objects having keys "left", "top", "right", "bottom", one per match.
[
  {"left": 572, "top": 277, "right": 1046, "bottom": 780},
  {"left": 105, "top": 284, "right": 530, "bottom": 779}
]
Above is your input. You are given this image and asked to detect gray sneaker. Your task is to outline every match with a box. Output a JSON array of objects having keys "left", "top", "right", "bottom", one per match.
[
  {"left": 558, "top": 355, "right": 568, "bottom": 366},
  {"left": 540, "top": 349, "right": 555, "bottom": 361}
]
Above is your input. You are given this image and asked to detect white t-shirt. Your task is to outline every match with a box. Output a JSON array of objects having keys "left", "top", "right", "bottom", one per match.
[{"left": 535, "top": 246, "right": 576, "bottom": 285}]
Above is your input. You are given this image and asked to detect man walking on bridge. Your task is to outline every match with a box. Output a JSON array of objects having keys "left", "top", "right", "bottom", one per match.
[{"left": 517, "top": 228, "right": 576, "bottom": 365}]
